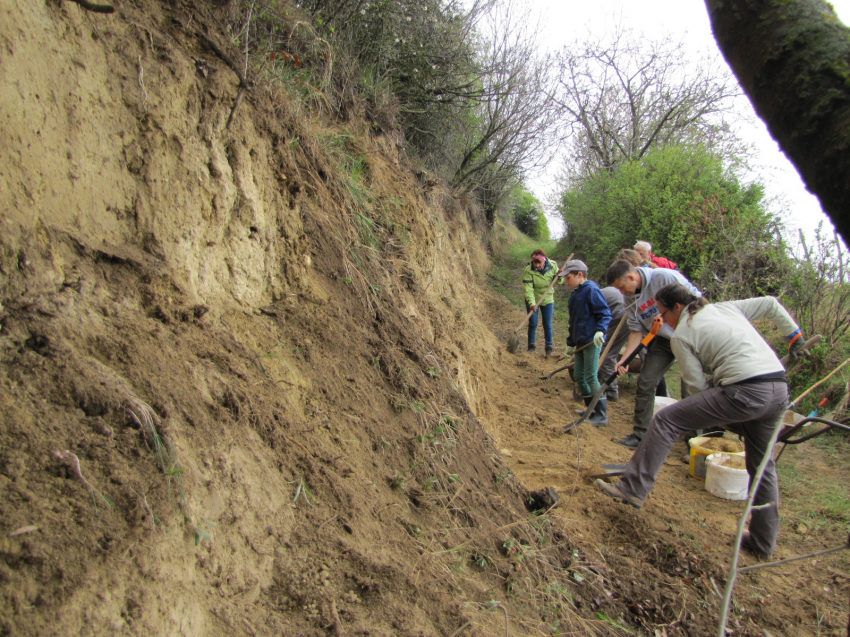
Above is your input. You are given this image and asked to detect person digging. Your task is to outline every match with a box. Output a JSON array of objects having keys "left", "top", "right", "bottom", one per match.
[
  {"left": 560, "top": 260, "right": 612, "bottom": 426},
  {"left": 594, "top": 283, "right": 807, "bottom": 558},
  {"left": 605, "top": 260, "right": 702, "bottom": 448}
]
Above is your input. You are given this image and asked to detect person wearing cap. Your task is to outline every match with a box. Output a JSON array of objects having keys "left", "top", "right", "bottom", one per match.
[
  {"left": 560, "top": 260, "right": 612, "bottom": 425},
  {"left": 522, "top": 249, "right": 564, "bottom": 357},
  {"left": 605, "top": 259, "right": 702, "bottom": 448},
  {"left": 595, "top": 283, "right": 807, "bottom": 558}
]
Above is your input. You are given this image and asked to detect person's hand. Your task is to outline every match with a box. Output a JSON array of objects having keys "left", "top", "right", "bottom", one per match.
[
  {"left": 565, "top": 346, "right": 576, "bottom": 357},
  {"left": 789, "top": 331, "right": 808, "bottom": 360},
  {"left": 615, "top": 358, "right": 628, "bottom": 376},
  {"left": 593, "top": 331, "right": 605, "bottom": 347}
]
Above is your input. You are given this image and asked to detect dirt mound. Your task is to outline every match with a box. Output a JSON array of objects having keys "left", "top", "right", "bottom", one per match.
[{"left": 0, "top": 2, "right": 847, "bottom": 637}]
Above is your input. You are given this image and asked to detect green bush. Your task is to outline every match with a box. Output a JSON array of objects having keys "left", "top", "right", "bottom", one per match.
[{"left": 556, "top": 144, "right": 783, "bottom": 298}]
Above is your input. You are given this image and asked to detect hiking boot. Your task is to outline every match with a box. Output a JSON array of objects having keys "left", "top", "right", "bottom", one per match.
[
  {"left": 588, "top": 396, "right": 608, "bottom": 427},
  {"left": 545, "top": 345, "right": 553, "bottom": 359},
  {"left": 576, "top": 395, "right": 592, "bottom": 416},
  {"left": 613, "top": 433, "right": 642, "bottom": 449},
  {"left": 740, "top": 531, "right": 772, "bottom": 559},
  {"left": 594, "top": 479, "right": 644, "bottom": 509},
  {"left": 527, "top": 344, "right": 536, "bottom": 353}
]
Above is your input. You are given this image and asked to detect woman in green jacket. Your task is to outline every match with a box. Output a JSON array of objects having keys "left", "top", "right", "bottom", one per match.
[{"left": 522, "top": 249, "right": 563, "bottom": 357}]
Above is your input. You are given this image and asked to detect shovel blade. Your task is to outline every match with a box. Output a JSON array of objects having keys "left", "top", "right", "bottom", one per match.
[
  {"left": 563, "top": 385, "right": 606, "bottom": 433},
  {"left": 507, "top": 333, "right": 519, "bottom": 354}
]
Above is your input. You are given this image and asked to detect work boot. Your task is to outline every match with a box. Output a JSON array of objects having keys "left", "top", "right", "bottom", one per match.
[
  {"left": 545, "top": 345, "right": 553, "bottom": 359},
  {"left": 740, "top": 530, "right": 772, "bottom": 559},
  {"left": 588, "top": 396, "right": 608, "bottom": 427},
  {"left": 527, "top": 344, "right": 536, "bottom": 353},
  {"left": 613, "top": 433, "right": 642, "bottom": 449},
  {"left": 594, "top": 479, "right": 644, "bottom": 509},
  {"left": 576, "top": 395, "right": 592, "bottom": 416}
]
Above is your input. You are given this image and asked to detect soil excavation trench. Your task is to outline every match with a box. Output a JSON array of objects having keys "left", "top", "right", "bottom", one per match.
[{"left": 478, "top": 276, "right": 850, "bottom": 636}]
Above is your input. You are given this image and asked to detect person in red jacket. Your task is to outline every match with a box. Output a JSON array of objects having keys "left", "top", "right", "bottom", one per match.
[{"left": 634, "top": 241, "right": 677, "bottom": 270}]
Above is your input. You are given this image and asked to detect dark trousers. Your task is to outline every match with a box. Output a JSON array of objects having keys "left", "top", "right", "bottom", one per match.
[
  {"left": 618, "top": 381, "right": 788, "bottom": 556},
  {"left": 598, "top": 316, "right": 630, "bottom": 389},
  {"left": 633, "top": 337, "right": 688, "bottom": 437}
]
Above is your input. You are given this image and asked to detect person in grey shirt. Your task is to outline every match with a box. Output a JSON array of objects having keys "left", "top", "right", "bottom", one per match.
[
  {"left": 595, "top": 283, "right": 806, "bottom": 558},
  {"left": 598, "top": 286, "right": 627, "bottom": 401},
  {"left": 605, "top": 261, "right": 702, "bottom": 448}
]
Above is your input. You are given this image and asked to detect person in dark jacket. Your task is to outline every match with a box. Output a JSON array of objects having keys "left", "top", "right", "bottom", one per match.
[{"left": 560, "top": 260, "right": 612, "bottom": 425}]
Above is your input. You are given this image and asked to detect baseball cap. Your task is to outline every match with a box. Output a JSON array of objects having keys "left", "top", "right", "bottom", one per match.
[{"left": 561, "top": 259, "right": 588, "bottom": 275}]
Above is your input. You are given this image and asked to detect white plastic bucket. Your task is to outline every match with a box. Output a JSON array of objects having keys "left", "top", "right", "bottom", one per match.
[
  {"left": 705, "top": 453, "right": 749, "bottom": 501},
  {"left": 653, "top": 396, "right": 677, "bottom": 415}
]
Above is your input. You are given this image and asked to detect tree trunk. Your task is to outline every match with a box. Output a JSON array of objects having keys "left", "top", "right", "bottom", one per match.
[{"left": 704, "top": 0, "right": 850, "bottom": 246}]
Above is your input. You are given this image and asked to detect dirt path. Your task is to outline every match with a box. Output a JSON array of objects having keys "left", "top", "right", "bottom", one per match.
[{"left": 476, "top": 270, "right": 850, "bottom": 636}]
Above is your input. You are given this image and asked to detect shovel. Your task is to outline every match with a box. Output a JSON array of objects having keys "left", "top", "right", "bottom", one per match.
[
  {"left": 808, "top": 396, "right": 828, "bottom": 418},
  {"left": 541, "top": 301, "right": 638, "bottom": 381},
  {"left": 539, "top": 342, "right": 593, "bottom": 380},
  {"left": 563, "top": 317, "right": 663, "bottom": 433},
  {"left": 779, "top": 334, "right": 821, "bottom": 366},
  {"left": 506, "top": 253, "right": 572, "bottom": 354},
  {"left": 587, "top": 463, "right": 627, "bottom": 479}
]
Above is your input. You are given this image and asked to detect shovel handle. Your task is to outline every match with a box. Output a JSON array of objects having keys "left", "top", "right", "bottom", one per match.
[
  {"left": 603, "top": 317, "right": 662, "bottom": 385},
  {"left": 779, "top": 334, "right": 821, "bottom": 366},
  {"left": 540, "top": 342, "right": 594, "bottom": 380},
  {"left": 565, "top": 320, "right": 663, "bottom": 434}
]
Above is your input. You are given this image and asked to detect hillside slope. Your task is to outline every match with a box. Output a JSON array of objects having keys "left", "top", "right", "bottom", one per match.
[
  {"left": 0, "top": 2, "right": 569, "bottom": 635},
  {"left": 1, "top": 2, "right": 848, "bottom": 637}
]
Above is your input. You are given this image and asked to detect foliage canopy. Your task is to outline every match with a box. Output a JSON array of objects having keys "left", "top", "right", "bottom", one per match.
[{"left": 557, "top": 144, "right": 782, "bottom": 297}]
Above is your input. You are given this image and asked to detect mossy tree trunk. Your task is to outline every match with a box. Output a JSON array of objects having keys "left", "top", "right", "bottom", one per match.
[{"left": 704, "top": 0, "right": 850, "bottom": 245}]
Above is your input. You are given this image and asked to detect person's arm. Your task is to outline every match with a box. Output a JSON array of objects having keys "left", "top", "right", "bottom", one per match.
[
  {"left": 523, "top": 269, "right": 536, "bottom": 307},
  {"left": 728, "top": 297, "right": 799, "bottom": 335},
  {"left": 590, "top": 288, "right": 612, "bottom": 335},
  {"left": 552, "top": 260, "right": 565, "bottom": 286},
  {"left": 616, "top": 330, "right": 645, "bottom": 372},
  {"left": 671, "top": 336, "right": 711, "bottom": 394}
]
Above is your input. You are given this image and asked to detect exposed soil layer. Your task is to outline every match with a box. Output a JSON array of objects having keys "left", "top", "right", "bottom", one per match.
[
  {"left": 0, "top": 2, "right": 848, "bottom": 637},
  {"left": 483, "top": 286, "right": 850, "bottom": 636}
]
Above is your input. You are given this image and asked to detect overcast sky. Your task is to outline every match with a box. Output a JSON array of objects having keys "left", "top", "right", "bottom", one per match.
[{"left": 527, "top": 0, "right": 849, "bottom": 245}]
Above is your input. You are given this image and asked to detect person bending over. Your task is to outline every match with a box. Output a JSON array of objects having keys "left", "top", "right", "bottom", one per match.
[
  {"left": 634, "top": 241, "right": 677, "bottom": 270},
  {"left": 605, "top": 261, "right": 702, "bottom": 448},
  {"left": 595, "top": 283, "right": 806, "bottom": 558}
]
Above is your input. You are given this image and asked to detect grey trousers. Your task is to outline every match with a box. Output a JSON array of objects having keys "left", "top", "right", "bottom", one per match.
[
  {"left": 618, "top": 381, "right": 788, "bottom": 556},
  {"left": 599, "top": 317, "right": 630, "bottom": 390},
  {"left": 633, "top": 337, "right": 688, "bottom": 438}
]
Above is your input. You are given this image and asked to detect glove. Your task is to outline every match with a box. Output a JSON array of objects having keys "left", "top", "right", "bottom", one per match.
[
  {"left": 593, "top": 331, "right": 605, "bottom": 348},
  {"left": 565, "top": 346, "right": 576, "bottom": 357},
  {"left": 788, "top": 330, "right": 807, "bottom": 359}
]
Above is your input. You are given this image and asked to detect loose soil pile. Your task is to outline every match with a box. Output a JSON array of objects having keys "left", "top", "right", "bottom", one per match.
[
  {"left": 0, "top": 2, "right": 847, "bottom": 636},
  {"left": 700, "top": 439, "right": 746, "bottom": 453}
]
